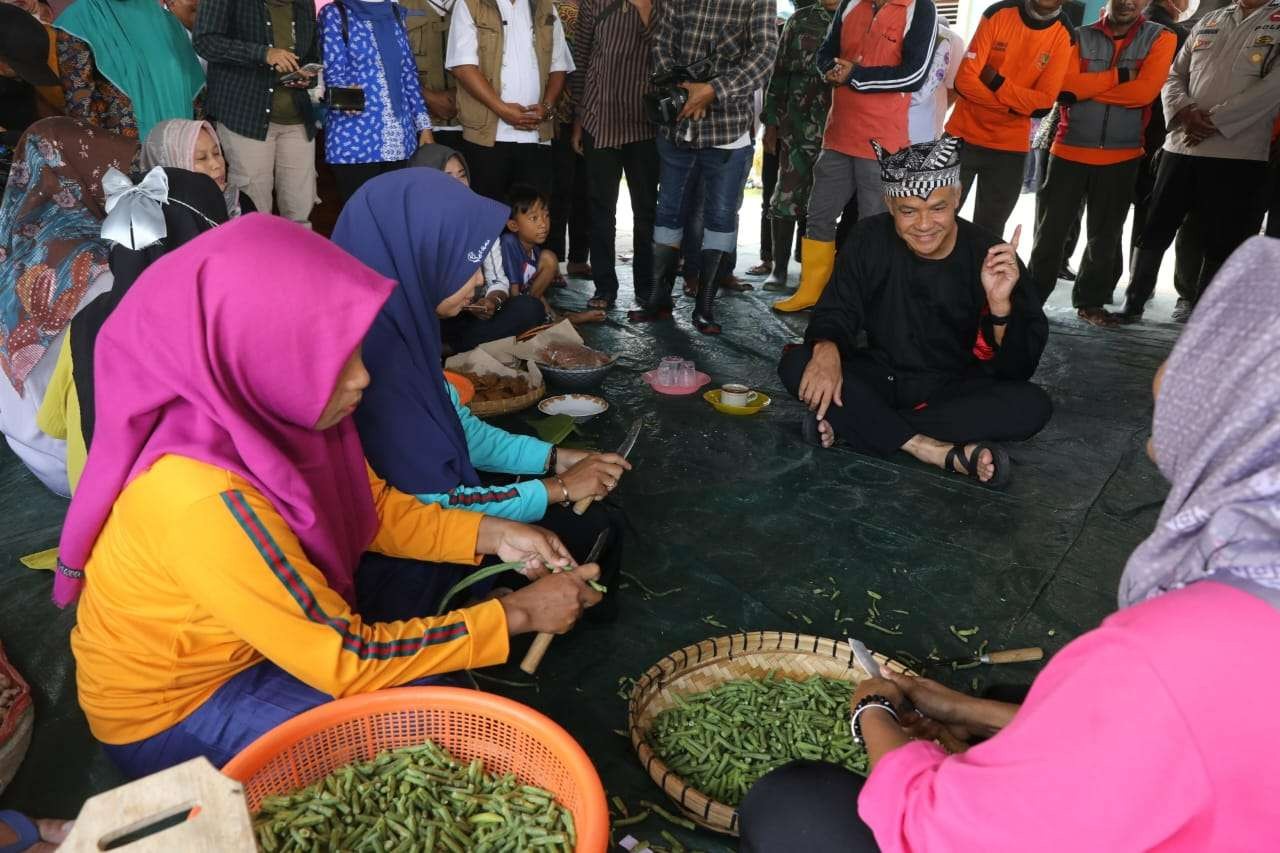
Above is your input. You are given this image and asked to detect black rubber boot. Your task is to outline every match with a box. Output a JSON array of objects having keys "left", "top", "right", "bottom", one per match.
[
  {"left": 693, "top": 250, "right": 725, "bottom": 335},
  {"left": 629, "top": 243, "right": 679, "bottom": 323},
  {"left": 763, "top": 218, "right": 795, "bottom": 292},
  {"left": 1117, "top": 247, "right": 1162, "bottom": 323}
]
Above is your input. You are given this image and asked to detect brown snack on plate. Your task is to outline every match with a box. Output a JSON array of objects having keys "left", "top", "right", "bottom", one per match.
[
  {"left": 538, "top": 343, "right": 611, "bottom": 369},
  {"left": 458, "top": 372, "right": 531, "bottom": 403}
]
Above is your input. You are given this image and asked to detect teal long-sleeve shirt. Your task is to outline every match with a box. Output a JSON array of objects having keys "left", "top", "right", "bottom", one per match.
[{"left": 413, "top": 384, "right": 553, "bottom": 523}]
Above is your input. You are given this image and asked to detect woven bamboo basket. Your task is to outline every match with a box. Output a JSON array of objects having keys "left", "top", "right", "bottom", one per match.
[
  {"left": 627, "top": 631, "right": 914, "bottom": 836},
  {"left": 0, "top": 643, "right": 34, "bottom": 796},
  {"left": 467, "top": 381, "right": 546, "bottom": 418}
]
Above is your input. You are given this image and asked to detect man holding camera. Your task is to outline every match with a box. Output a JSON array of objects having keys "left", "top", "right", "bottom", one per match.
[
  {"left": 629, "top": 0, "right": 779, "bottom": 334},
  {"left": 195, "top": 0, "right": 320, "bottom": 225}
]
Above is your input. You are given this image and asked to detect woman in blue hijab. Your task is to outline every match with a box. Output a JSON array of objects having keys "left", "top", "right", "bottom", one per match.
[{"left": 333, "top": 168, "right": 630, "bottom": 620}]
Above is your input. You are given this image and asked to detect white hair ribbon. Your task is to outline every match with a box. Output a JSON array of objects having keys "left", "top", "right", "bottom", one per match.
[{"left": 101, "top": 166, "right": 170, "bottom": 250}]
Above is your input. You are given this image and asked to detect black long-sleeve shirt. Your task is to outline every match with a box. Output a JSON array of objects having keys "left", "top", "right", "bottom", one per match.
[{"left": 805, "top": 215, "right": 1048, "bottom": 405}]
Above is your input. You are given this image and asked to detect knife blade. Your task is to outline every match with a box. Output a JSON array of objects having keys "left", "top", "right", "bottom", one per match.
[
  {"left": 572, "top": 418, "right": 642, "bottom": 515},
  {"left": 931, "top": 647, "right": 1044, "bottom": 670},
  {"left": 847, "top": 637, "right": 881, "bottom": 680}
]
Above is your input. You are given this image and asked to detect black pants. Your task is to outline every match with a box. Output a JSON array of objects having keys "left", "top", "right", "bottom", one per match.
[
  {"left": 463, "top": 140, "right": 554, "bottom": 203},
  {"left": 1134, "top": 151, "right": 1269, "bottom": 301},
  {"left": 739, "top": 761, "right": 878, "bottom": 852},
  {"left": 1130, "top": 148, "right": 1204, "bottom": 301},
  {"left": 958, "top": 143, "right": 1026, "bottom": 238},
  {"left": 440, "top": 295, "right": 547, "bottom": 354},
  {"left": 778, "top": 346, "right": 1053, "bottom": 456},
  {"left": 549, "top": 127, "right": 590, "bottom": 263},
  {"left": 332, "top": 160, "right": 405, "bottom": 205},
  {"left": 434, "top": 129, "right": 465, "bottom": 151},
  {"left": 1267, "top": 153, "right": 1280, "bottom": 238},
  {"left": 583, "top": 132, "right": 659, "bottom": 302},
  {"left": 1030, "top": 155, "right": 1139, "bottom": 307},
  {"left": 760, "top": 149, "right": 778, "bottom": 261}
]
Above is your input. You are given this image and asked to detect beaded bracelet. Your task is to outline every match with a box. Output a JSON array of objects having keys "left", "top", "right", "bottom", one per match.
[{"left": 850, "top": 694, "right": 900, "bottom": 747}]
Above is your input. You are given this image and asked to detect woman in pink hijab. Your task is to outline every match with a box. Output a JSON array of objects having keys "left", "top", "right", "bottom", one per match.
[
  {"left": 62, "top": 213, "right": 602, "bottom": 778},
  {"left": 739, "top": 237, "right": 1280, "bottom": 852}
]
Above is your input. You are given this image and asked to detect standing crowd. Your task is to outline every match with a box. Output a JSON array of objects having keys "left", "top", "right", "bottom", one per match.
[{"left": 1, "top": 0, "right": 1279, "bottom": 849}]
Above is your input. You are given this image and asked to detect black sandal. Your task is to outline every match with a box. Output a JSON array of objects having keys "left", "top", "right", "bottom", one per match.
[
  {"left": 944, "top": 442, "right": 1011, "bottom": 489},
  {"left": 587, "top": 295, "right": 614, "bottom": 310},
  {"left": 800, "top": 416, "right": 840, "bottom": 449}
]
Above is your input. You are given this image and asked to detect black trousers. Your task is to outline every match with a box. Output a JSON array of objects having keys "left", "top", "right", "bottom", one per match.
[
  {"left": 332, "top": 160, "right": 405, "bottom": 205},
  {"left": 1130, "top": 148, "right": 1204, "bottom": 301},
  {"left": 739, "top": 761, "right": 879, "bottom": 852},
  {"left": 582, "top": 132, "right": 659, "bottom": 302},
  {"left": 760, "top": 149, "right": 779, "bottom": 261},
  {"left": 1134, "top": 151, "right": 1269, "bottom": 301},
  {"left": 440, "top": 295, "right": 547, "bottom": 354},
  {"left": 778, "top": 346, "right": 1053, "bottom": 456},
  {"left": 549, "top": 126, "right": 590, "bottom": 263},
  {"left": 1030, "top": 155, "right": 1139, "bottom": 308},
  {"left": 434, "top": 129, "right": 465, "bottom": 150},
  {"left": 958, "top": 143, "right": 1026, "bottom": 238},
  {"left": 463, "top": 140, "right": 554, "bottom": 203},
  {"left": 1267, "top": 153, "right": 1280, "bottom": 238}
]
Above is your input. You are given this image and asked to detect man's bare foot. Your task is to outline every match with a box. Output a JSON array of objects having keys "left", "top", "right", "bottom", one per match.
[
  {"left": 903, "top": 436, "right": 996, "bottom": 482},
  {"left": 566, "top": 309, "right": 606, "bottom": 325},
  {"left": 1077, "top": 306, "right": 1118, "bottom": 327}
]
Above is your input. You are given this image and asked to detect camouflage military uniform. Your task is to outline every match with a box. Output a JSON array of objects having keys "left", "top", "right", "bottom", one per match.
[{"left": 762, "top": 4, "right": 833, "bottom": 219}]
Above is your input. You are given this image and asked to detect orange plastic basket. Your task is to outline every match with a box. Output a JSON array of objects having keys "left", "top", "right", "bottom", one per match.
[{"left": 222, "top": 687, "right": 608, "bottom": 851}]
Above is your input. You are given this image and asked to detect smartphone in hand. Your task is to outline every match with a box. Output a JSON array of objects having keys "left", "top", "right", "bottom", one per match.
[{"left": 279, "top": 62, "right": 323, "bottom": 85}]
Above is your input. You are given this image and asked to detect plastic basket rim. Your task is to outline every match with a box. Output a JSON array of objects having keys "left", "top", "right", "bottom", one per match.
[{"left": 222, "top": 686, "right": 608, "bottom": 850}]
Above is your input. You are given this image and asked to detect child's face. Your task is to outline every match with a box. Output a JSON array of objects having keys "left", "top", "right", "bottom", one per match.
[{"left": 507, "top": 200, "right": 550, "bottom": 247}]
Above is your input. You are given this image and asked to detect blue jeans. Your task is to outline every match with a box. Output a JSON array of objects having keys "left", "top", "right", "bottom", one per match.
[{"left": 655, "top": 136, "right": 752, "bottom": 254}]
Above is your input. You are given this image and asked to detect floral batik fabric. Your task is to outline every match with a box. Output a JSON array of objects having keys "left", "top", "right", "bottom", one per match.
[{"left": 0, "top": 117, "right": 138, "bottom": 393}]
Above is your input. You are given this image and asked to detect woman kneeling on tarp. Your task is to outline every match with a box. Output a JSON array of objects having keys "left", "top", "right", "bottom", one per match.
[
  {"left": 59, "top": 214, "right": 601, "bottom": 780},
  {"left": 332, "top": 168, "right": 630, "bottom": 620},
  {"left": 739, "top": 237, "right": 1280, "bottom": 851}
]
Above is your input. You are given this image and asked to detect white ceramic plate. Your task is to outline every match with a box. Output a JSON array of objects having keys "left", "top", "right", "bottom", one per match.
[{"left": 538, "top": 394, "right": 610, "bottom": 422}]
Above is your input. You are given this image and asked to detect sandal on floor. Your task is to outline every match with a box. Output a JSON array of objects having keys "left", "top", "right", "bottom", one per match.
[
  {"left": 0, "top": 811, "right": 40, "bottom": 853},
  {"left": 720, "top": 276, "right": 754, "bottom": 292},
  {"left": 944, "top": 443, "right": 1012, "bottom": 489},
  {"left": 587, "top": 296, "right": 614, "bottom": 310},
  {"left": 747, "top": 260, "right": 772, "bottom": 275}
]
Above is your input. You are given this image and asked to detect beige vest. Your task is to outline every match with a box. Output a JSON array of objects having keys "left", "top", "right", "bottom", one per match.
[
  {"left": 401, "top": 0, "right": 455, "bottom": 102},
  {"left": 456, "top": 0, "right": 557, "bottom": 146}
]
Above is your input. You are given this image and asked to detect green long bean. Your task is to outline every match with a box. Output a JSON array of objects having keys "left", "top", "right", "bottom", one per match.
[
  {"left": 253, "top": 740, "right": 575, "bottom": 851},
  {"left": 645, "top": 673, "right": 868, "bottom": 806}
]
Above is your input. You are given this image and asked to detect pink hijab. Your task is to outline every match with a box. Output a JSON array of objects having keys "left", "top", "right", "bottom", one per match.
[{"left": 54, "top": 213, "right": 395, "bottom": 607}]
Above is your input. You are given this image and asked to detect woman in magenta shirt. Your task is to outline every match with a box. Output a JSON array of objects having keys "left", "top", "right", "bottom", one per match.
[{"left": 739, "top": 236, "right": 1280, "bottom": 852}]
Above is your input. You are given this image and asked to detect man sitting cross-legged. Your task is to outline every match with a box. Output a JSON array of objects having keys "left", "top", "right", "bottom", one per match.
[{"left": 777, "top": 135, "right": 1052, "bottom": 487}]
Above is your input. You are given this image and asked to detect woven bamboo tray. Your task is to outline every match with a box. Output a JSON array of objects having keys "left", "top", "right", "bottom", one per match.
[
  {"left": 627, "top": 631, "right": 914, "bottom": 836},
  {"left": 467, "top": 381, "right": 546, "bottom": 418}
]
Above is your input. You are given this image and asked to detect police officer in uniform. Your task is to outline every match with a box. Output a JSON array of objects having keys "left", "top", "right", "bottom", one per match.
[{"left": 1120, "top": 0, "right": 1280, "bottom": 322}]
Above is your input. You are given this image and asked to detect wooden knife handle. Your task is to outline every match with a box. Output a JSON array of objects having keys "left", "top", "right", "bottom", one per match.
[
  {"left": 519, "top": 632, "right": 555, "bottom": 674},
  {"left": 571, "top": 495, "right": 594, "bottom": 516},
  {"left": 986, "top": 647, "right": 1044, "bottom": 664}
]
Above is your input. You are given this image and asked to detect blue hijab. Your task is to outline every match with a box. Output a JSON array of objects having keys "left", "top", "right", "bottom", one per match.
[
  {"left": 333, "top": 168, "right": 509, "bottom": 493},
  {"left": 339, "top": 0, "right": 406, "bottom": 117}
]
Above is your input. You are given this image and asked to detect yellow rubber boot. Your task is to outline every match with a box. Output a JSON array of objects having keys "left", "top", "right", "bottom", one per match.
[{"left": 773, "top": 238, "right": 835, "bottom": 313}]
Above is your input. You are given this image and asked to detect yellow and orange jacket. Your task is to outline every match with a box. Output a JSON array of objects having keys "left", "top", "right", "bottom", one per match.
[
  {"left": 946, "top": 0, "right": 1076, "bottom": 153},
  {"left": 1051, "top": 17, "right": 1177, "bottom": 166},
  {"left": 71, "top": 454, "right": 509, "bottom": 745}
]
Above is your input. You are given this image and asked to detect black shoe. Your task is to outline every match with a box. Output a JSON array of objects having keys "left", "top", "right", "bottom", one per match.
[
  {"left": 763, "top": 217, "right": 795, "bottom": 292},
  {"left": 1119, "top": 247, "right": 1162, "bottom": 322},
  {"left": 1170, "top": 298, "right": 1194, "bottom": 324},
  {"left": 693, "top": 249, "right": 725, "bottom": 334},
  {"left": 1058, "top": 265, "right": 1077, "bottom": 282}
]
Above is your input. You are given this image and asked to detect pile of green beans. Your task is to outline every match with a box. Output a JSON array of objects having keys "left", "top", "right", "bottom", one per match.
[
  {"left": 646, "top": 673, "right": 867, "bottom": 806},
  {"left": 252, "top": 741, "right": 576, "bottom": 852}
]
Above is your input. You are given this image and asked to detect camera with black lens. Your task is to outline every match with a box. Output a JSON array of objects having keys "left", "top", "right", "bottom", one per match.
[{"left": 644, "top": 66, "right": 692, "bottom": 126}]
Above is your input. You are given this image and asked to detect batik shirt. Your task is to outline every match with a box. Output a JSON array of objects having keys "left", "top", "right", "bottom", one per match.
[
  {"left": 56, "top": 31, "right": 139, "bottom": 139},
  {"left": 319, "top": 3, "right": 432, "bottom": 164}
]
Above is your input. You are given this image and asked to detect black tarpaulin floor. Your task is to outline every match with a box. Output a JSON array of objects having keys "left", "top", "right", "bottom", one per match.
[{"left": 0, "top": 264, "right": 1177, "bottom": 850}]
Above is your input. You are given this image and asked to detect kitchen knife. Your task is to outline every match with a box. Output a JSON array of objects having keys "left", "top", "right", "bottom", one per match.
[
  {"left": 571, "top": 418, "right": 641, "bottom": 516},
  {"left": 519, "top": 528, "right": 611, "bottom": 674}
]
